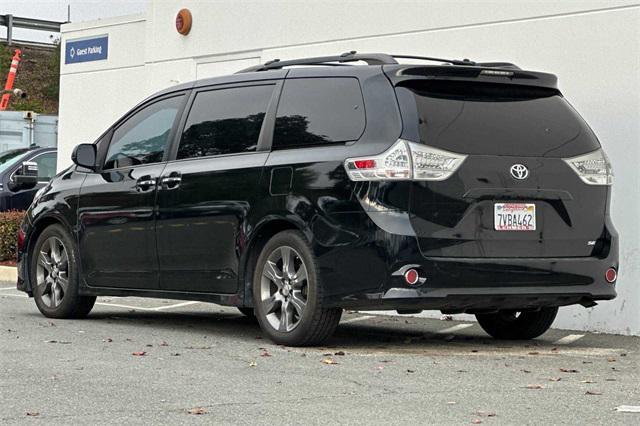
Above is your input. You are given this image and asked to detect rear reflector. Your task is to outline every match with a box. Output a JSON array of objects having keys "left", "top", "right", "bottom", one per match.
[
  {"left": 404, "top": 268, "right": 420, "bottom": 285},
  {"left": 605, "top": 268, "right": 617, "bottom": 283}
]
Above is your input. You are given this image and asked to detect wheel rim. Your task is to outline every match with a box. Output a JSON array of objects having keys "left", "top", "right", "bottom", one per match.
[
  {"left": 36, "top": 237, "right": 69, "bottom": 308},
  {"left": 260, "top": 246, "right": 308, "bottom": 332}
]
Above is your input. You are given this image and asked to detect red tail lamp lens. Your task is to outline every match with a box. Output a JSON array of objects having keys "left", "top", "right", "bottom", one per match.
[
  {"left": 17, "top": 228, "right": 26, "bottom": 251},
  {"left": 605, "top": 268, "right": 617, "bottom": 283},
  {"left": 354, "top": 160, "right": 376, "bottom": 169},
  {"left": 404, "top": 268, "right": 420, "bottom": 285}
]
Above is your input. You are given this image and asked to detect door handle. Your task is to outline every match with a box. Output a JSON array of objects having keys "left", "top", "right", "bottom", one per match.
[
  {"left": 160, "top": 172, "right": 181, "bottom": 189},
  {"left": 135, "top": 176, "right": 157, "bottom": 191}
]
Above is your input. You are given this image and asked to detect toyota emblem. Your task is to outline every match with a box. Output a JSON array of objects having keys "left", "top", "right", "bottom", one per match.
[{"left": 510, "top": 164, "right": 529, "bottom": 180}]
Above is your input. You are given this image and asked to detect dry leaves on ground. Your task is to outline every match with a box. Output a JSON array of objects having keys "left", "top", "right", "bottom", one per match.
[
  {"left": 321, "top": 358, "right": 338, "bottom": 365},
  {"left": 187, "top": 407, "right": 207, "bottom": 415},
  {"left": 132, "top": 351, "right": 147, "bottom": 356},
  {"left": 525, "top": 384, "right": 544, "bottom": 389}
]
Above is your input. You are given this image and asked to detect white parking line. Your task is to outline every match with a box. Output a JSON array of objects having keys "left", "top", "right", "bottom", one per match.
[
  {"left": 0, "top": 287, "right": 16, "bottom": 291},
  {"left": 615, "top": 406, "right": 640, "bottom": 413},
  {"left": 341, "top": 315, "right": 375, "bottom": 324},
  {"left": 436, "top": 323, "right": 474, "bottom": 334},
  {"left": 94, "top": 302, "right": 157, "bottom": 311},
  {"left": 153, "top": 301, "right": 200, "bottom": 311},
  {"left": 554, "top": 334, "right": 585, "bottom": 345}
]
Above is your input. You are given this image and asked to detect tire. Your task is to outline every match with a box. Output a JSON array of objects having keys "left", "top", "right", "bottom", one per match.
[
  {"left": 31, "top": 224, "right": 96, "bottom": 319},
  {"left": 475, "top": 307, "right": 559, "bottom": 340},
  {"left": 237, "top": 307, "right": 256, "bottom": 318},
  {"left": 252, "top": 230, "right": 342, "bottom": 346}
]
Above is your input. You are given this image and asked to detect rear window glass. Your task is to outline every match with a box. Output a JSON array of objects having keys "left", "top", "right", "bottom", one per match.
[
  {"left": 273, "top": 77, "right": 365, "bottom": 149},
  {"left": 178, "top": 85, "right": 274, "bottom": 159},
  {"left": 396, "top": 81, "right": 600, "bottom": 157}
]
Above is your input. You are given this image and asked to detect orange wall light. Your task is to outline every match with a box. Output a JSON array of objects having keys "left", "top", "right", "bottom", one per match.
[{"left": 175, "top": 9, "right": 192, "bottom": 35}]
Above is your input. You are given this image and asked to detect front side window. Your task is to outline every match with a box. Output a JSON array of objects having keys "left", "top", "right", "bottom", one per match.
[
  {"left": 273, "top": 77, "right": 365, "bottom": 149},
  {"left": 32, "top": 152, "right": 57, "bottom": 181},
  {"left": 104, "top": 95, "right": 183, "bottom": 169},
  {"left": 178, "top": 85, "right": 274, "bottom": 159}
]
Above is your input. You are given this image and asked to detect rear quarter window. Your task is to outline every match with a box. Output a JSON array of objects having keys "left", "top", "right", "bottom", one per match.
[{"left": 273, "top": 77, "right": 365, "bottom": 149}]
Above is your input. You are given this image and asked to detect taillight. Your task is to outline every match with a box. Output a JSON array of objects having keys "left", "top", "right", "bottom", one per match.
[
  {"left": 344, "top": 139, "right": 466, "bottom": 182},
  {"left": 563, "top": 148, "right": 613, "bottom": 186}
]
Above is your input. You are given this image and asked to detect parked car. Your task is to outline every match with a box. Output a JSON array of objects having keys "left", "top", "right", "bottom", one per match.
[
  {"left": 0, "top": 147, "right": 57, "bottom": 211},
  {"left": 16, "top": 52, "right": 618, "bottom": 346}
]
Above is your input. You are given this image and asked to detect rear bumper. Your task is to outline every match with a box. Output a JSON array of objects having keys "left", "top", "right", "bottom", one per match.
[{"left": 317, "top": 212, "right": 619, "bottom": 312}]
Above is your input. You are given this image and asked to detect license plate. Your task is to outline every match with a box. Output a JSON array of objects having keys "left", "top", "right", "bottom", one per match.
[{"left": 494, "top": 203, "right": 536, "bottom": 231}]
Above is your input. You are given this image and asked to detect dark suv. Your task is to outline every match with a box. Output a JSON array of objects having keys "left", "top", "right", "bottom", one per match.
[{"left": 16, "top": 52, "right": 618, "bottom": 346}]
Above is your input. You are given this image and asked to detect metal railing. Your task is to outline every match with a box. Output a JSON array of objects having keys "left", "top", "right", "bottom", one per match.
[{"left": 0, "top": 14, "right": 65, "bottom": 46}]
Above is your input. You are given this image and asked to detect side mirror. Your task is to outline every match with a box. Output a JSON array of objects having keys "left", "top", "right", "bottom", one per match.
[
  {"left": 72, "top": 144, "right": 97, "bottom": 170},
  {"left": 11, "top": 161, "right": 39, "bottom": 191}
]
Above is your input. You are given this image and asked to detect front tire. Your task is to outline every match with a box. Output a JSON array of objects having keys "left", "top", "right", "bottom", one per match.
[
  {"left": 31, "top": 224, "right": 96, "bottom": 319},
  {"left": 252, "top": 230, "right": 341, "bottom": 346},
  {"left": 475, "top": 307, "right": 558, "bottom": 340}
]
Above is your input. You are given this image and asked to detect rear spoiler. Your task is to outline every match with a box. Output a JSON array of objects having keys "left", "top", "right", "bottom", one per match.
[{"left": 383, "top": 64, "right": 559, "bottom": 90}]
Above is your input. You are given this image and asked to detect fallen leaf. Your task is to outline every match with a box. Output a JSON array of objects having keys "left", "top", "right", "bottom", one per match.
[
  {"left": 525, "top": 384, "right": 544, "bottom": 389},
  {"left": 620, "top": 353, "right": 627, "bottom": 357},
  {"left": 476, "top": 411, "right": 497, "bottom": 417},
  {"left": 159, "top": 341, "right": 169, "bottom": 346},
  {"left": 249, "top": 361, "right": 257, "bottom": 367},
  {"left": 521, "top": 369, "right": 531, "bottom": 374},
  {"left": 132, "top": 351, "right": 147, "bottom": 356},
  {"left": 187, "top": 407, "right": 207, "bottom": 415},
  {"left": 102, "top": 338, "right": 113, "bottom": 343},
  {"left": 471, "top": 419, "right": 482, "bottom": 424},
  {"left": 585, "top": 390, "right": 602, "bottom": 395},
  {"left": 549, "top": 377, "right": 562, "bottom": 382},
  {"left": 321, "top": 358, "right": 338, "bottom": 365},
  {"left": 407, "top": 369, "right": 415, "bottom": 373},
  {"left": 560, "top": 368, "right": 579, "bottom": 373},
  {"left": 607, "top": 358, "right": 616, "bottom": 362},
  {"left": 334, "top": 351, "right": 346, "bottom": 356},
  {"left": 581, "top": 380, "right": 595, "bottom": 384},
  {"left": 260, "top": 351, "right": 271, "bottom": 357},
  {"left": 146, "top": 344, "right": 153, "bottom": 347},
  {"left": 26, "top": 412, "right": 39, "bottom": 416},
  {"left": 170, "top": 353, "right": 181, "bottom": 356}
]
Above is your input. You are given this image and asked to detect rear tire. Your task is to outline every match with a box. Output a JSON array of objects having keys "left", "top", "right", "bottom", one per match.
[
  {"left": 475, "top": 307, "right": 558, "bottom": 340},
  {"left": 31, "top": 224, "right": 96, "bottom": 319},
  {"left": 252, "top": 230, "right": 342, "bottom": 346}
]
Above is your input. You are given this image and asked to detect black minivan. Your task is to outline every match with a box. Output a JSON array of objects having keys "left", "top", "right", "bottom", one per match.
[{"left": 16, "top": 53, "right": 618, "bottom": 346}]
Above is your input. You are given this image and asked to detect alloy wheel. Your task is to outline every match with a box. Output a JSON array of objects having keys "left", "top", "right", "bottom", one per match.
[
  {"left": 36, "top": 236, "right": 69, "bottom": 308},
  {"left": 260, "top": 245, "right": 308, "bottom": 332}
]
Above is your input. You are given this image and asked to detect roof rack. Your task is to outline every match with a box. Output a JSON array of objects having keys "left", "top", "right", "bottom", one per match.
[{"left": 237, "top": 51, "right": 520, "bottom": 73}]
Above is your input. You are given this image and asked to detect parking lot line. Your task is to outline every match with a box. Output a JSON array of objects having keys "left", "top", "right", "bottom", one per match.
[
  {"left": 0, "top": 287, "right": 16, "bottom": 291},
  {"left": 553, "top": 334, "right": 585, "bottom": 345},
  {"left": 341, "top": 315, "right": 375, "bottom": 324},
  {"left": 94, "top": 301, "right": 158, "bottom": 311},
  {"left": 436, "top": 323, "right": 474, "bottom": 334},
  {"left": 153, "top": 301, "right": 200, "bottom": 311}
]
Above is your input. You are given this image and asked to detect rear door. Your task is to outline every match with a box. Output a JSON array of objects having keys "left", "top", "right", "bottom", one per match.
[
  {"left": 78, "top": 93, "right": 186, "bottom": 289},
  {"left": 156, "top": 81, "right": 281, "bottom": 293},
  {"left": 392, "top": 76, "right": 607, "bottom": 258}
]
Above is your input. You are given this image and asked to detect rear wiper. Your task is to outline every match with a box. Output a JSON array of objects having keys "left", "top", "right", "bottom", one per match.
[{"left": 392, "top": 54, "right": 476, "bottom": 66}]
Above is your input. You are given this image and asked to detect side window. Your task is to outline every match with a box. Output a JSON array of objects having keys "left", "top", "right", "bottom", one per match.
[
  {"left": 104, "top": 95, "right": 183, "bottom": 169},
  {"left": 273, "top": 77, "right": 365, "bottom": 149},
  {"left": 32, "top": 152, "right": 57, "bottom": 181},
  {"left": 178, "top": 85, "right": 274, "bottom": 159}
]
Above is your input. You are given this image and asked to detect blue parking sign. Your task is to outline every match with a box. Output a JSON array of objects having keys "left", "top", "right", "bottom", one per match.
[{"left": 65, "top": 35, "right": 108, "bottom": 64}]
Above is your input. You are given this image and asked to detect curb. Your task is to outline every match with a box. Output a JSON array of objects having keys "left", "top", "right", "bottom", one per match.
[{"left": 0, "top": 266, "right": 17, "bottom": 282}]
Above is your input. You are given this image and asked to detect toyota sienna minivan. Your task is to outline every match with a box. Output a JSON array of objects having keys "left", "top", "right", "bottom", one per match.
[{"left": 16, "top": 52, "right": 618, "bottom": 346}]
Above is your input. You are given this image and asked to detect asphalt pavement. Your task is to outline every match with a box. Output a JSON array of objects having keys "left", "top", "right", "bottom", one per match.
[{"left": 1, "top": 281, "right": 638, "bottom": 425}]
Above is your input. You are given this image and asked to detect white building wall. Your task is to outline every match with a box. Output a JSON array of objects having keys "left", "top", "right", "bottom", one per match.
[{"left": 58, "top": 1, "right": 640, "bottom": 335}]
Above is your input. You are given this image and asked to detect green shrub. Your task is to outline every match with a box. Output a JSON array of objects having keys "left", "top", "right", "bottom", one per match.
[{"left": 0, "top": 210, "right": 26, "bottom": 262}]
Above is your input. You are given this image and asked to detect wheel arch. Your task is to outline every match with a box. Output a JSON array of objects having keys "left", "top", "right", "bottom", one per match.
[
  {"left": 239, "top": 216, "right": 309, "bottom": 308},
  {"left": 24, "top": 214, "right": 75, "bottom": 293}
]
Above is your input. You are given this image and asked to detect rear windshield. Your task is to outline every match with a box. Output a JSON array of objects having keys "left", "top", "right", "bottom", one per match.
[{"left": 396, "top": 81, "right": 600, "bottom": 157}]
